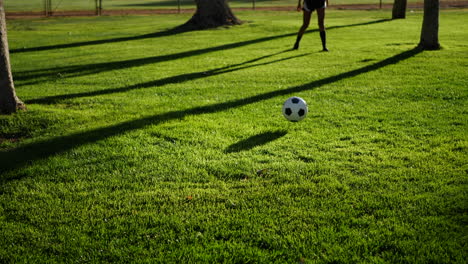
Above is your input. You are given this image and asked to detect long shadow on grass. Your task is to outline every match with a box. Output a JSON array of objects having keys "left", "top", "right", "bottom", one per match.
[
  {"left": 225, "top": 131, "right": 288, "bottom": 153},
  {"left": 11, "top": 19, "right": 390, "bottom": 55},
  {"left": 26, "top": 50, "right": 307, "bottom": 104},
  {"left": 0, "top": 47, "right": 421, "bottom": 179},
  {"left": 10, "top": 27, "right": 185, "bottom": 54},
  {"left": 13, "top": 19, "right": 391, "bottom": 85}
]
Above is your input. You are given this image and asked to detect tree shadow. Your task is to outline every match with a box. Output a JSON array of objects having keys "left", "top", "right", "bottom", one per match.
[
  {"left": 0, "top": 47, "right": 421, "bottom": 180},
  {"left": 15, "top": 19, "right": 392, "bottom": 86},
  {"left": 16, "top": 36, "right": 295, "bottom": 84},
  {"left": 10, "top": 27, "right": 187, "bottom": 54},
  {"left": 225, "top": 131, "right": 287, "bottom": 153},
  {"left": 26, "top": 49, "right": 307, "bottom": 104},
  {"left": 10, "top": 19, "right": 391, "bottom": 63}
]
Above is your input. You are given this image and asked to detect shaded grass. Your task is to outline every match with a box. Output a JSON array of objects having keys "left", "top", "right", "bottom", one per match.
[{"left": 1, "top": 10, "right": 467, "bottom": 263}]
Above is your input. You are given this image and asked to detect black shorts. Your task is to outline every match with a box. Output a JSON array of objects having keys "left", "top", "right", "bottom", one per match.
[{"left": 303, "top": 0, "right": 326, "bottom": 11}]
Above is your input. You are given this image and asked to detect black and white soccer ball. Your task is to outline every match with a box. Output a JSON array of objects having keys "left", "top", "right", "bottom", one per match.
[{"left": 282, "top": 96, "right": 308, "bottom": 122}]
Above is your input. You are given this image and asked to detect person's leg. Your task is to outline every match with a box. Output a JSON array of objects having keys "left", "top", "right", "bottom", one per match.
[
  {"left": 316, "top": 8, "right": 328, "bottom": 51},
  {"left": 293, "top": 10, "right": 312, "bottom": 50}
]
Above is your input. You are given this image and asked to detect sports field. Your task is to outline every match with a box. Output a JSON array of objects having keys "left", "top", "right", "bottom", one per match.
[
  {"left": 1, "top": 9, "right": 467, "bottom": 263},
  {"left": 4, "top": 0, "right": 463, "bottom": 12}
]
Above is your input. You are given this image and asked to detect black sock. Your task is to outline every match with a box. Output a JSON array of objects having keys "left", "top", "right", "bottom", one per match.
[
  {"left": 294, "top": 35, "right": 302, "bottom": 49},
  {"left": 320, "top": 31, "right": 328, "bottom": 51}
]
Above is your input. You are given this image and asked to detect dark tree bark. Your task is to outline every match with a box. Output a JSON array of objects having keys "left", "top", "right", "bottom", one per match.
[
  {"left": 419, "top": 0, "right": 440, "bottom": 50},
  {"left": 0, "top": 0, "right": 25, "bottom": 114},
  {"left": 392, "top": 0, "right": 407, "bottom": 19},
  {"left": 180, "top": 0, "right": 242, "bottom": 30}
]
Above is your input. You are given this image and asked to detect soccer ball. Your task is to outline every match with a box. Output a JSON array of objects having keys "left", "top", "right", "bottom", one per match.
[{"left": 282, "top": 96, "right": 308, "bottom": 122}]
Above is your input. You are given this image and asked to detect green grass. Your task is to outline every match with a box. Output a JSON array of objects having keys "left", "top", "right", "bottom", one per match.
[
  {"left": 1, "top": 9, "right": 468, "bottom": 263},
  {"left": 5, "top": 0, "right": 448, "bottom": 12}
]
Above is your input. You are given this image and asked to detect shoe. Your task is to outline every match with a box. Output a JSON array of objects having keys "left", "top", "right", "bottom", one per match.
[{"left": 293, "top": 42, "right": 299, "bottom": 50}]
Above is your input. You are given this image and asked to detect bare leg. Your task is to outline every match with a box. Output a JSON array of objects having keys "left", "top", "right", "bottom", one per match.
[
  {"left": 293, "top": 10, "right": 312, "bottom": 50},
  {"left": 316, "top": 8, "right": 328, "bottom": 51}
]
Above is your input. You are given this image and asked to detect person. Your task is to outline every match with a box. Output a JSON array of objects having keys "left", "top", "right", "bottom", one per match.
[{"left": 293, "top": 0, "right": 329, "bottom": 51}]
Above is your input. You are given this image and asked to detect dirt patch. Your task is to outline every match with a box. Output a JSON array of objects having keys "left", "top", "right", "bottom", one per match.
[{"left": 6, "top": 1, "right": 468, "bottom": 19}]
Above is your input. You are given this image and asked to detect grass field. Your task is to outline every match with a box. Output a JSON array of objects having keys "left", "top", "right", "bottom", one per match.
[
  {"left": 4, "top": 0, "right": 445, "bottom": 12},
  {"left": 1, "top": 9, "right": 468, "bottom": 263}
]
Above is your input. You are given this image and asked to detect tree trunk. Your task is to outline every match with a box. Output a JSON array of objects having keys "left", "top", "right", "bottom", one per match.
[
  {"left": 0, "top": 0, "right": 25, "bottom": 114},
  {"left": 419, "top": 0, "right": 440, "bottom": 50},
  {"left": 392, "top": 0, "right": 407, "bottom": 19},
  {"left": 180, "top": 0, "right": 242, "bottom": 30}
]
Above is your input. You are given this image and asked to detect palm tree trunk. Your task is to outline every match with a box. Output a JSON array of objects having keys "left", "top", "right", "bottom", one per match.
[
  {"left": 419, "top": 0, "right": 440, "bottom": 50},
  {"left": 180, "top": 0, "right": 242, "bottom": 30},
  {"left": 0, "top": 0, "right": 25, "bottom": 114},
  {"left": 392, "top": 0, "right": 407, "bottom": 19}
]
